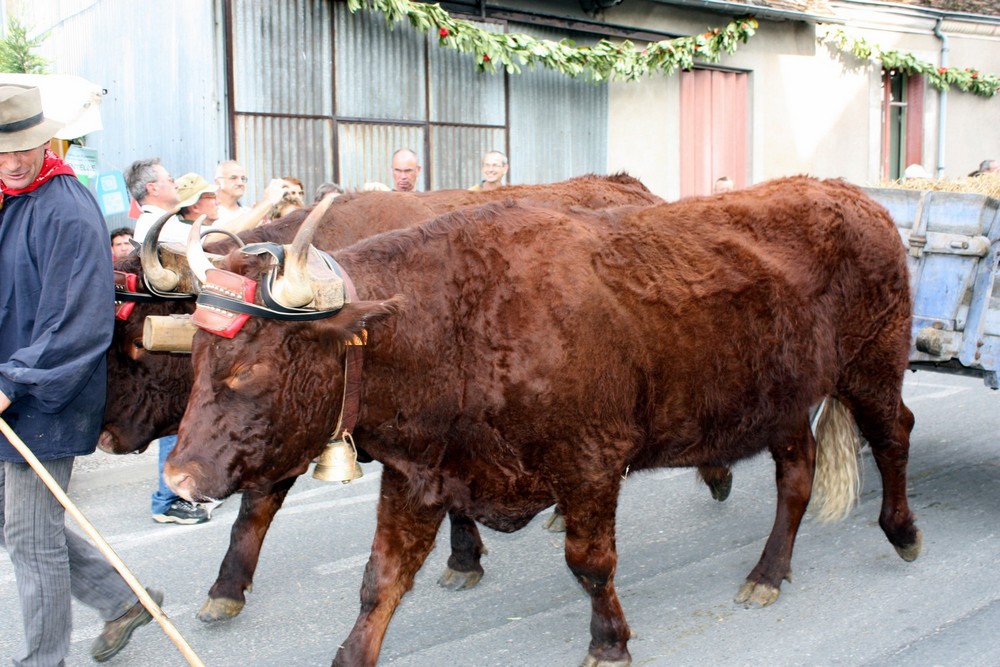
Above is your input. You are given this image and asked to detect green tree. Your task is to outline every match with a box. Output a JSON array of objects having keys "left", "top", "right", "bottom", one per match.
[{"left": 0, "top": 18, "right": 49, "bottom": 74}]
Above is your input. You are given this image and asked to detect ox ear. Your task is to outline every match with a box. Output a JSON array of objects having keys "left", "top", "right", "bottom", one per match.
[{"left": 327, "top": 297, "right": 404, "bottom": 344}]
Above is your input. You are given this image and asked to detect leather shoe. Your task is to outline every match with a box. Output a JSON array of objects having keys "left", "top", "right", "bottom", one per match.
[{"left": 91, "top": 588, "right": 163, "bottom": 662}]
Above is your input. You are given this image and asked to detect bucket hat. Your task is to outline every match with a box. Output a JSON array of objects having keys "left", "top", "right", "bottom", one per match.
[
  {"left": 0, "top": 85, "right": 64, "bottom": 153},
  {"left": 176, "top": 173, "right": 219, "bottom": 208}
]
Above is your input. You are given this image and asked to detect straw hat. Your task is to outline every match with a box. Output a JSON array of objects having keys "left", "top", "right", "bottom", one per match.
[
  {"left": 0, "top": 85, "right": 64, "bottom": 153},
  {"left": 175, "top": 172, "right": 219, "bottom": 208}
]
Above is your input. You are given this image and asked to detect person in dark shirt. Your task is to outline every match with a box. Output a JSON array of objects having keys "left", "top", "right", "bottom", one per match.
[{"left": 0, "top": 85, "right": 162, "bottom": 665}]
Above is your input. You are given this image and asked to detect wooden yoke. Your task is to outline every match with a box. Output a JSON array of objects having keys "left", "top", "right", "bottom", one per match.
[{"left": 144, "top": 314, "right": 198, "bottom": 352}]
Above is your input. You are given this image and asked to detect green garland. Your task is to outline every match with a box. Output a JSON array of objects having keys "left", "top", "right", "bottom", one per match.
[
  {"left": 823, "top": 28, "right": 1000, "bottom": 98},
  {"left": 346, "top": 0, "right": 758, "bottom": 82}
]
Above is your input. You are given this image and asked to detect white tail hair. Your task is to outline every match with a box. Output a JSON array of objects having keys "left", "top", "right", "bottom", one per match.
[{"left": 809, "top": 397, "right": 861, "bottom": 522}]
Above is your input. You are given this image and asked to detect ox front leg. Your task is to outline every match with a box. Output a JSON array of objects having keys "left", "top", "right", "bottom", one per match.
[
  {"left": 199, "top": 476, "right": 297, "bottom": 622},
  {"left": 333, "top": 466, "right": 446, "bottom": 667},
  {"left": 736, "top": 428, "right": 815, "bottom": 608},
  {"left": 559, "top": 485, "right": 632, "bottom": 667},
  {"left": 438, "top": 509, "right": 487, "bottom": 590}
]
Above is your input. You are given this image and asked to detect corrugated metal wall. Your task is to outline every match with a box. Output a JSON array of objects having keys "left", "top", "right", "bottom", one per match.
[
  {"left": 427, "top": 19, "right": 507, "bottom": 190},
  {"left": 30, "top": 0, "right": 228, "bottom": 229},
  {"left": 507, "top": 24, "right": 608, "bottom": 184},
  {"left": 229, "top": 0, "right": 607, "bottom": 195},
  {"left": 230, "top": 0, "right": 335, "bottom": 196}
]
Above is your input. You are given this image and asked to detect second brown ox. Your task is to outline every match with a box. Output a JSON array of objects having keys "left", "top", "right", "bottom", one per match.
[{"left": 166, "top": 176, "right": 922, "bottom": 666}]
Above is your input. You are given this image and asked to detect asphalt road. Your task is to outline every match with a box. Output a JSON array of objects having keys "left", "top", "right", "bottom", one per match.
[{"left": 1, "top": 370, "right": 998, "bottom": 667}]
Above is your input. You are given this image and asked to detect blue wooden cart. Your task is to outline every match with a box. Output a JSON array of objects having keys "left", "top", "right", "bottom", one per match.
[{"left": 865, "top": 187, "right": 1000, "bottom": 389}]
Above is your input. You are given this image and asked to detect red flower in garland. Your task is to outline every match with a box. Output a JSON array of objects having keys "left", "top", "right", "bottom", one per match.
[
  {"left": 937, "top": 67, "right": 947, "bottom": 75},
  {"left": 439, "top": 27, "right": 449, "bottom": 38},
  {"left": 483, "top": 53, "right": 491, "bottom": 62},
  {"left": 971, "top": 71, "right": 979, "bottom": 79}
]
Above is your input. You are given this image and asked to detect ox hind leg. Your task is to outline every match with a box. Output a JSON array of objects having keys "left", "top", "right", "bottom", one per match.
[
  {"left": 842, "top": 388, "right": 921, "bottom": 561},
  {"left": 333, "top": 465, "right": 447, "bottom": 667},
  {"left": 555, "top": 477, "right": 632, "bottom": 667},
  {"left": 437, "top": 509, "right": 487, "bottom": 590},
  {"left": 735, "top": 423, "right": 816, "bottom": 608},
  {"left": 199, "top": 475, "right": 298, "bottom": 622}
]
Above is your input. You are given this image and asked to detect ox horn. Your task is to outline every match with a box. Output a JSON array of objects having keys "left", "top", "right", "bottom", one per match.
[
  {"left": 140, "top": 209, "right": 182, "bottom": 291},
  {"left": 269, "top": 194, "right": 336, "bottom": 309},
  {"left": 184, "top": 215, "right": 215, "bottom": 285}
]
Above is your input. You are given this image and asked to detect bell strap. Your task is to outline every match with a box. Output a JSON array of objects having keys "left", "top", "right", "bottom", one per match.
[{"left": 338, "top": 270, "right": 364, "bottom": 439}]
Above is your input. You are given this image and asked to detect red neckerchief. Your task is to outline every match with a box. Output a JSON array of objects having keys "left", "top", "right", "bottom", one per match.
[{"left": 0, "top": 150, "right": 77, "bottom": 205}]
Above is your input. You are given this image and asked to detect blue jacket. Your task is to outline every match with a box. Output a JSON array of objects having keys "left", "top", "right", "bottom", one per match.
[{"left": 0, "top": 175, "right": 113, "bottom": 462}]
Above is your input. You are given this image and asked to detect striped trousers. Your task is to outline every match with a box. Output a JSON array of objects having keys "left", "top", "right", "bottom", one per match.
[{"left": 0, "top": 458, "right": 137, "bottom": 667}]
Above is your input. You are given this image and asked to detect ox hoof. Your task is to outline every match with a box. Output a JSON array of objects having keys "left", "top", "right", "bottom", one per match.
[
  {"left": 580, "top": 654, "right": 631, "bottom": 667},
  {"left": 734, "top": 580, "right": 781, "bottom": 608},
  {"left": 437, "top": 567, "right": 483, "bottom": 591},
  {"left": 708, "top": 470, "right": 734, "bottom": 502},
  {"left": 196, "top": 597, "right": 245, "bottom": 623},
  {"left": 894, "top": 527, "right": 923, "bottom": 562},
  {"left": 542, "top": 511, "right": 566, "bottom": 533}
]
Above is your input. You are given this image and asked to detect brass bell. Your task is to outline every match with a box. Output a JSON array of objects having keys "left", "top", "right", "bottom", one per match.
[{"left": 312, "top": 435, "right": 363, "bottom": 483}]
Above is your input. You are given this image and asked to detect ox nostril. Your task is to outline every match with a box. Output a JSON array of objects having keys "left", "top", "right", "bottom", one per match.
[{"left": 97, "top": 430, "right": 118, "bottom": 454}]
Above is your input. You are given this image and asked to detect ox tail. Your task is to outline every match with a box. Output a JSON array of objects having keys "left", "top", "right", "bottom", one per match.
[{"left": 809, "top": 397, "right": 862, "bottom": 523}]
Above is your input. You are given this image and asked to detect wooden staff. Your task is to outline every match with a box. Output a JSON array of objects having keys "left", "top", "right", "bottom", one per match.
[{"left": 0, "top": 418, "right": 206, "bottom": 667}]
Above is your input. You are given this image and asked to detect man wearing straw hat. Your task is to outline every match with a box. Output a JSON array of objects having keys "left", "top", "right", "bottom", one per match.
[{"left": 0, "top": 85, "right": 162, "bottom": 664}]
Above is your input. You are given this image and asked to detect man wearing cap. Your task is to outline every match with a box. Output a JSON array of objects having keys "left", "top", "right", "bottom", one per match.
[
  {"left": 0, "top": 85, "right": 162, "bottom": 664},
  {"left": 177, "top": 172, "right": 220, "bottom": 226}
]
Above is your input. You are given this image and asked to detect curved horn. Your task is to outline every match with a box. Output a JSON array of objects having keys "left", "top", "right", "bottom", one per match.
[
  {"left": 269, "top": 194, "right": 336, "bottom": 308},
  {"left": 140, "top": 209, "right": 181, "bottom": 291},
  {"left": 185, "top": 215, "right": 214, "bottom": 285}
]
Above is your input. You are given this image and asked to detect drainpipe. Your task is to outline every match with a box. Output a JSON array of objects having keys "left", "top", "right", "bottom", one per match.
[{"left": 933, "top": 18, "right": 948, "bottom": 178}]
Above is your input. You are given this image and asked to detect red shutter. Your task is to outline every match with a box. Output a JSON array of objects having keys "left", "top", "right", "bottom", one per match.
[{"left": 680, "top": 69, "right": 748, "bottom": 197}]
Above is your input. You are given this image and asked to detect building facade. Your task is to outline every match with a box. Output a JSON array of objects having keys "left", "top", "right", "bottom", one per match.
[{"left": 9, "top": 0, "right": 999, "bottom": 218}]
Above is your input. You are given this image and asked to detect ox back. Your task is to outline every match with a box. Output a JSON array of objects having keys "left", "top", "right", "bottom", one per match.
[{"left": 168, "top": 176, "right": 921, "bottom": 666}]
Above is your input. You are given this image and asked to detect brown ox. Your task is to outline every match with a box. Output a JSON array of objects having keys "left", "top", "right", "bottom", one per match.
[
  {"left": 104, "top": 174, "right": 675, "bottom": 622},
  {"left": 166, "top": 176, "right": 922, "bottom": 666}
]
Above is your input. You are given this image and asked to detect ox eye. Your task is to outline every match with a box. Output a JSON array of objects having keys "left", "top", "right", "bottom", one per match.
[{"left": 227, "top": 365, "right": 256, "bottom": 389}]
